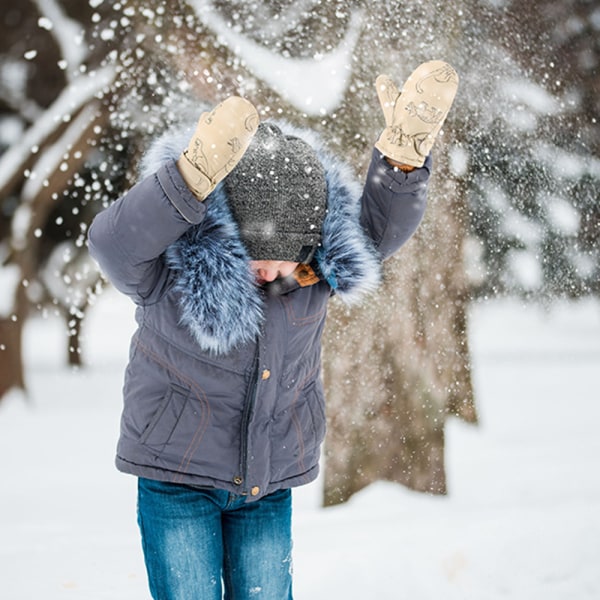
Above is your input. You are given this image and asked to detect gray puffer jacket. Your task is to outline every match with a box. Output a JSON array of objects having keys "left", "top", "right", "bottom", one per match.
[{"left": 87, "top": 121, "right": 431, "bottom": 502}]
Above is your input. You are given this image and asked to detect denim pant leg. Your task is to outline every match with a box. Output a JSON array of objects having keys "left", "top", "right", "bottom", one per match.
[
  {"left": 222, "top": 488, "right": 294, "bottom": 600},
  {"left": 137, "top": 478, "right": 225, "bottom": 600},
  {"left": 137, "top": 479, "right": 294, "bottom": 600}
]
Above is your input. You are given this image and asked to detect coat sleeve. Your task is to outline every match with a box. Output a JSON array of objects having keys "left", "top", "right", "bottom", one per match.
[
  {"left": 87, "top": 160, "right": 206, "bottom": 304},
  {"left": 359, "top": 149, "right": 431, "bottom": 260}
]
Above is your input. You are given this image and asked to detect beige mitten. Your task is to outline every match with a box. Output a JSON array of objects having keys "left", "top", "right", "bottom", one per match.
[
  {"left": 375, "top": 61, "right": 459, "bottom": 167},
  {"left": 177, "top": 96, "right": 260, "bottom": 200}
]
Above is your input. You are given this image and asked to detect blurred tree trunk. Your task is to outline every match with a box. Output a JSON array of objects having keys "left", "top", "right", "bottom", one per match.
[
  {"left": 320, "top": 1, "right": 476, "bottom": 504},
  {"left": 322, "top": 157, "right": 475, "bottom": 504},
  {"left": 0, "top": 313, "right": 26, "bottom": 399}
]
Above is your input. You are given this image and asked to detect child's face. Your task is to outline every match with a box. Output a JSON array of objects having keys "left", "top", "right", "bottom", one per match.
[{"left": 249, "top": 261, "right": 299, "bottom": 285}]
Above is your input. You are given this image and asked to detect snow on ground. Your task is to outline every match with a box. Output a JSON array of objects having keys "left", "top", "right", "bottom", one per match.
[{"left": 0, "top": 292, "right": 599, "bottom": 599}]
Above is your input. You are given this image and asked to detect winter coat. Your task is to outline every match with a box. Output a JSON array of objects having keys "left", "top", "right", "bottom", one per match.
[{"left": 87, "top": 121, "right": 431, "bottom": 502}]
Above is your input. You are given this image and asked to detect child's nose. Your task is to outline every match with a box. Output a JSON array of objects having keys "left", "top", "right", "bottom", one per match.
[{"left": 258, "top": 268, "right": 278, "bottom": 282}]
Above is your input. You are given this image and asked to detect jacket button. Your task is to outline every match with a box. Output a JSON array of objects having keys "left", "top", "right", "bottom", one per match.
[
  {"left": 251, "top": 486, "right": 260, "bottom": 496},
  {"left": 233, "top": 476, "right": 243, "bottom": 485},
  {"left": 261, "top": 369, "right": 271, "bottom": 380}
]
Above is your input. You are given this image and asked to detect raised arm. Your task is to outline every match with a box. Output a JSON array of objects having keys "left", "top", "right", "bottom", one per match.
[
  {"left": 88, "top": 96, "right": 259, "bottom": 304},
  {"left": 359, "top": 150, "right": 431, "bottom": 260},
  {"left": 360, "top": 61, "right": 458, "bottom": 259},
  {"left": 87, "top": 161, "right": 206, "bottom": 304}
]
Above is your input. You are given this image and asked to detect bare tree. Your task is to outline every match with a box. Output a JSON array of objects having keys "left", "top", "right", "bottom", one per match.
[{"left": 0, "top": 0, "right": 116, "bottom": 395}]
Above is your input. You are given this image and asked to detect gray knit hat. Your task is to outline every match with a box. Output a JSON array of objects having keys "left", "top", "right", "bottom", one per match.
[{"left": 224, "top": 122, "right": 328, "bottom": 263}]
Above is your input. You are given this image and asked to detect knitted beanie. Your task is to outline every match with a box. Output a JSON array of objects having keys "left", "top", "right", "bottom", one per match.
[{"left": 224, "top": 122, "right": 328, "bottom": 263}]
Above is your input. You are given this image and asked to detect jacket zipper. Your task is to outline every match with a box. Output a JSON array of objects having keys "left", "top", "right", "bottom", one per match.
[{"left": 235, "top": 345, "right": 260, "bottom": 491}]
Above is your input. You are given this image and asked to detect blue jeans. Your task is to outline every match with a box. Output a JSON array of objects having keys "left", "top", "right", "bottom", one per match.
[{"left": 137, "top": 478, "right": 294, "bottom": 600}]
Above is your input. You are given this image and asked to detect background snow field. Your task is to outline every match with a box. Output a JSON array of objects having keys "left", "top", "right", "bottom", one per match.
[{"left": 0, "top": 293, "right": 599, "bottom": 599}]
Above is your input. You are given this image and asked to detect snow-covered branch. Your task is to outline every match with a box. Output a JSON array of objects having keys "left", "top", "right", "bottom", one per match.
[
  {"left": 32, "top": 0, "right": 88, "bottom": 79},
  {"left": 20, "top": 102, "right": 100, "bottom": 204},
  {"left": 188, "top": 0, "right": 363, "bottom": 115},
  {"left": 0, "top": 66, "right": 115, "bottom": 197}
]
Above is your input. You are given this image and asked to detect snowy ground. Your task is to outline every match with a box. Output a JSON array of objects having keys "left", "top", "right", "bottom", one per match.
[{"left": 1, "top": 292, "right": 599, "bottom": 599}]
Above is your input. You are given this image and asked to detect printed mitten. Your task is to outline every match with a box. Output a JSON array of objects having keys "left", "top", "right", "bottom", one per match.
[
  {"left": 375, "top": 60, "right": 459, "bottom": 167},
  {"left": 177, "top": 96, "right": 260, "bottom": 200}
]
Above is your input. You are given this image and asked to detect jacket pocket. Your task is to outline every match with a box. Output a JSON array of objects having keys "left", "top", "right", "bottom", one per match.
[
  {"left": 305, "top": 380, "right": 327, "bottom": 452},
  {"left": 140, "top": 384, "right": 192, "bottom": 451},
  {"left": 271, "top": 379, "right": 326, "bottom": 480}
]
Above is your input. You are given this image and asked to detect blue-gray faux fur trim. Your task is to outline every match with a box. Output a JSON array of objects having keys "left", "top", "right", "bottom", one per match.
[
  {"left": 140, "top": 118, "right": 381, "bottom": 354},
  {"left": 164, "top": 185, "right": 263, "bottom": 355}
]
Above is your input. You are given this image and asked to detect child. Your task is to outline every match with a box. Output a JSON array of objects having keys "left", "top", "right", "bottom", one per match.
[{"left": 88, "top": 61, "right": 458, "bottom": 600}]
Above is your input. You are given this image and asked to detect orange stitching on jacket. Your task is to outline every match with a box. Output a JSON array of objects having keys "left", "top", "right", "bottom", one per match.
[{"left": 135, "top": 338, "right": 212, "bottom": 481}]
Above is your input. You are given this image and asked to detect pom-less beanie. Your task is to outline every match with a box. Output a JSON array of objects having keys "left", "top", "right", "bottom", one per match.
[{"left": 224, "top": 122, "right": 328, "bottom": 263}]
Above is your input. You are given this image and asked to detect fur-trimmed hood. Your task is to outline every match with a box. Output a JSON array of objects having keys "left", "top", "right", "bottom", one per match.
[{"left": 140, "top": 119, "right": 382, "bottom": 355}]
